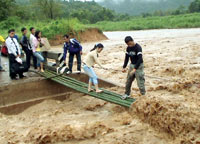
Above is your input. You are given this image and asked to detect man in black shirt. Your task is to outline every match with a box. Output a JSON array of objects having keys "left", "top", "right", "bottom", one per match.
[
  {"left": 122, "top": 36, "right": 146, "bottom": 99},
  {"left": 20, "top": 27, "right": 35, "bottom": 70}
]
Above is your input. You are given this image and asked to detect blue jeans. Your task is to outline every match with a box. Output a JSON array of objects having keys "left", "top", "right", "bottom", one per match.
[
  {"left": 33, "top": 52, "right": 44, "bottom": 67},
  {"left": 83, "top": 65, "right": 98, "bottom": 85}
]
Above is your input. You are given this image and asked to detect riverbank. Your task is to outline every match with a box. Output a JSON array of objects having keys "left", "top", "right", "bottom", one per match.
[{"left": 91, "top": 13, "right": 200, "bottom": 31}]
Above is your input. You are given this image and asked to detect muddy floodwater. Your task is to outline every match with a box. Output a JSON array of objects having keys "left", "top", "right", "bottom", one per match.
[{"left": 0, "top": 28, "right": 200, "bottom": 144}]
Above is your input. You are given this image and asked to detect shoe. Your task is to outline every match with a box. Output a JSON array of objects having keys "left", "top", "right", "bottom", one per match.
[
  {"left": 56, "top": 67, "right": 60, "bottom": 74},
  {"left": 60, "top": 66, "right": 67, "bottom": 74},
  {"left": 140, "top": 91, "right": 146, "bottom": 96},
  {"left": 11, "top": 77, "right": 19, "bottom": 80},
  {"left": 121, "top": 94, "right": 130, "bottom": 100},
  {"left": 77, "top": 70, "right": 81, "bottom": 74},
  {"left": 19, "top": 74, "right": 26, "bottom": 79},
  {"left": 0, "top": 69, "right": 5, "bottom": 72},
  {"left": 66, "top": 71, "right": 72, "bottom": 74},
  {"left": 88, "top": 89, "right": 95, "bottom": 92},
  {"left": 96, "top": 90, "right": 103, "bottom": 93}
]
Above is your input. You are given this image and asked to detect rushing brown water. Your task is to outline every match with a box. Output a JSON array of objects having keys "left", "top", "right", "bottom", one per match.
[{"left": 0, "top": 28, "right": 200, "bottom": 144}]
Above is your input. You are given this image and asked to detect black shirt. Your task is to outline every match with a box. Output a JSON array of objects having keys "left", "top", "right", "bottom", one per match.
[
  {"left": 123, "top": 43, "right": 143, "bottom": 69},
  {"left": 20, "top": 35, "right": 32, "bottom": 51}
]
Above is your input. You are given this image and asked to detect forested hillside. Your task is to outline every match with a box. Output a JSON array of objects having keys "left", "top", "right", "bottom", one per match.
[{"left": 99, "top": 0, "right": 193, "bottom": 15}]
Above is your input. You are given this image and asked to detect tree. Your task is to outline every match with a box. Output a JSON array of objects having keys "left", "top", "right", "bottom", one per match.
[
  {"left": 99, "top": 0, "right": 193, "bottom": 16},
  {"left": 189, "top": 0, "right": 200, "bottom": 13},
  {"left": 31, "top": 0, "right": 64, "bottom": 19},
  {"left": 0, "top": 0, "right": 16, "bottom": 21}
]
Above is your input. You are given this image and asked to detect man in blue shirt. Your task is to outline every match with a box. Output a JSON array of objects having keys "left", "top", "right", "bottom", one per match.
[{"left": 63, "top": 35, "right": 82, "bottom": 74}]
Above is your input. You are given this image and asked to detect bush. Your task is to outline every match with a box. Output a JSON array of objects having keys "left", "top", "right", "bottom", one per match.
[
  {"left": 0, "top": 18, "right": 86, "bottom": 40},
  {"left": 0, "top": 16, "right": 21, "bottom": 29}
]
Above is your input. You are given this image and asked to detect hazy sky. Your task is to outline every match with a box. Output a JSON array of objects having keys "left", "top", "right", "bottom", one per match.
[{"left": 96, "top": 0, "right": 162, "bottom": 1}]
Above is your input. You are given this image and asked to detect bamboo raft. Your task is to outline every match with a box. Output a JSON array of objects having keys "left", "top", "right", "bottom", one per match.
[{"left": 39, "top": 70, "right": 136, "bottom": 108}]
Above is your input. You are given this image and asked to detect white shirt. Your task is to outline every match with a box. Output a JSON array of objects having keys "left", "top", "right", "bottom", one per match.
[
  {"left": 5, "top": 37, "right": 21, "bottom": 56},
  {"left": 30, "top": 33, "right": 36, "bottom": 50}
]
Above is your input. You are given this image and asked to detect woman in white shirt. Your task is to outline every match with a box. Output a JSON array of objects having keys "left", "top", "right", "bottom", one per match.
[{"left": 83, "top": 43, "right": 107, "bottom": 93}]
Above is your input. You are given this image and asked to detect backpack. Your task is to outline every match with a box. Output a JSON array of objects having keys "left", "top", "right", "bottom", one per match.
[
  {"left": 70, "top": 38, "right": 81, "bottom": 49},
  {"left": 11, "top": 62, "right": 29, "bottom": 75},
  {"left": 56, "top": 66, "right": 69, "bottom": 74},
  {"left": 1, "top": 45, "right": 8, "bottom": 56}
]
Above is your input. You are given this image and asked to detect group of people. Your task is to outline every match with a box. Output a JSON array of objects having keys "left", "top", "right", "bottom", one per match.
[
  {"left": 0, "top": 27, "right": 146, "bottom": 98},
  {"left": 82, "top": 36, "right": 146, "bottom": 99},
  {"left": 0, "top": 27, "right": 45, "bottom": 80},
  {"left": 62, "top": 34, "right": 146, "bottom": 98}
]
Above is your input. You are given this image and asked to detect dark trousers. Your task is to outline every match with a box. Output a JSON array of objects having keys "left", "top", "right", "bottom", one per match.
[
  {"left": 125, "top": 64, "right": 146, "bottom": 95},
  {"left": 24, "top": 49, "right": 37, "bottom": 69},
  {"left": 9, "top": 54, "right": 23, "bottom": 78},
  {"left": 68, "top": 52, "right": 81, "bottom": 72}
]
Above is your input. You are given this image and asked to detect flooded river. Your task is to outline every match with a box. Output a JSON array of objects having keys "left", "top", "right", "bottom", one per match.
[{"left": 0, "top": 28, "right": 200, "bottom": 144}]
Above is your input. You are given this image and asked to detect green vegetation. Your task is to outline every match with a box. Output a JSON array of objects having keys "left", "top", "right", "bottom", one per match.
[
  {"left": 189, "top": 0, "right": 200, "bottom": 13},
  {"left": 0, "top": 0, "right": 15, "bottom": 21},
  {"left": 0, "top": 0, "right": 200, "bottom": 40},
  {"left": 91, "top": 13, "right": 200, "bottom": 31},
  {"left": 0, "top": 18, "right": 88, "bottom": 39},
  {"left": 0, "top": 0, "right": 129, "bottom": 39},
  {"left": 1, "top": 0, "right": 129, "bottom": 23}
]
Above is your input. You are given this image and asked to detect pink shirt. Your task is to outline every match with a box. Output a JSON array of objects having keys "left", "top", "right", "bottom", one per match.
[
  {"left": 32, "top": 38, "right": 44, "bottom": 52},
  {"left": 32, "top": 38, "right": 39, "bottom": 53}
]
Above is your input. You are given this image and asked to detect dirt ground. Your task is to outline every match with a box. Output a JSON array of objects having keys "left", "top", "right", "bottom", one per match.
[
  {"left": 0, "top": 28, "right": 200, "bottom": 144},
  {"left": 49, "top": 28, "right": 108, "bottom": 46}
]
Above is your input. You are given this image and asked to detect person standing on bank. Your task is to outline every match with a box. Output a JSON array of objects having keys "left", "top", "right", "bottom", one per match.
[
  {"left": 83, "top": 43, "right": 107, "bottom": 93},
  {"left": 29, "top": 27, "right": 37, "bottom": 69},
  {"left": 6, "top": 29, "right": 25, "bottom": 79},
  {"left": 20, "top": 27, "right": 34, "bottom": 70},
  {"left": 32, "top": 31, "right": 45, "bottom": 72},
  {"left": 0, "top": 35, "right": 5, "bottom": 71},
  {"left": 122, "top": 36, "right": 146, "bottom": 99},
  {"left": 63, "top": 35, "right": 82, "bottom": 74}
]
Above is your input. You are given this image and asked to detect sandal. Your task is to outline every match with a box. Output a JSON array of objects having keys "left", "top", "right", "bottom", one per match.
[
  {"left": 96, "top": 90, "right": 103, "bottom": 93},
  {"left": 88, "top": 89, "right": 95, "bottom": 92}
]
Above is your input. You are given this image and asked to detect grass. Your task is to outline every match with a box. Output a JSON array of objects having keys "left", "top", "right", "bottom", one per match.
[
  {"left": 90, "top": 13, "right": 200, "bottom": 31},
  {"left": 1, "top": 13, "right": 200, "bottom": 41},
  {"left": 0, "top": 18, "right": 88, "bottom": 40}
]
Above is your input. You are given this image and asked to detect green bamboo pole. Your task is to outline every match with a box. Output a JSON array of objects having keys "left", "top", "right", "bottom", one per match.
[
  {"left": 41, "top": 71, "right": 133, "bottom": 107},
  {"left": 41, "top": 72, "right": 131, "bottom": 107},
  {"left": 47, "top": 70, "right": 136, "bottom": 103},
  {"left": 44, "top": 71, "right": 134, "bottom": 106}
]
